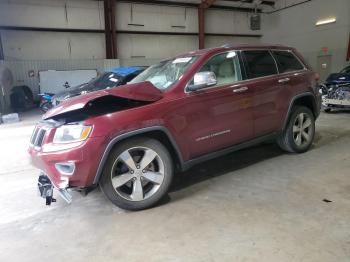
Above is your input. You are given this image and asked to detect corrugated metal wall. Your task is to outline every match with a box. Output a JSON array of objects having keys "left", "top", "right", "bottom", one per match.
[{"left": 1, "top": 59, "right": 120, "bottom": 98}]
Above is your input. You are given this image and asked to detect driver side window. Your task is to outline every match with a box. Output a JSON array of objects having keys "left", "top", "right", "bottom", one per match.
[{"left": 199, "top": 51, "right": 242, "bottom": 86}]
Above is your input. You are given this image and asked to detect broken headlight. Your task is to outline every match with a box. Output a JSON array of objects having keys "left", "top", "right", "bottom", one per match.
[{"left": 53, "top": 124, "right": 92, "bottom": 143}]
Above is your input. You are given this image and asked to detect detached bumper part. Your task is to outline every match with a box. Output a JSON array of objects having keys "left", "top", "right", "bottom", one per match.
[
  {"left": 38, "top": 173, "right": 72, "bottom": 205},
  {"left": 38, "top": 173, "right": 56, "bottom": 205}
]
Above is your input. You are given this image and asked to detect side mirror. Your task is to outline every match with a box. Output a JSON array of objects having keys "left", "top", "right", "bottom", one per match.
[{"left": 187, "top": 71, "right": 217, "bottom": 92}]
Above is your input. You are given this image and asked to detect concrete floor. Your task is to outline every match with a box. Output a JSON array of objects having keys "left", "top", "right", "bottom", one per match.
[{"left": 0, "top": 109, "right": 349, "bottom": 262}]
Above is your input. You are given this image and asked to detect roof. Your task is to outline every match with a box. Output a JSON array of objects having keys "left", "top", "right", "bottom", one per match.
[
  {"left": 106, "top": 66, "right": 144, "bottom": 76},
  {"left": 176, "top": 44, "right": 294, "bottom": 58}
]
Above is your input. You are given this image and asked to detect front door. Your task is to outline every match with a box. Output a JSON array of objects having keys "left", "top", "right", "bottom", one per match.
[{"left": 183, "top": 51, "right": 254, "bottom": 158}]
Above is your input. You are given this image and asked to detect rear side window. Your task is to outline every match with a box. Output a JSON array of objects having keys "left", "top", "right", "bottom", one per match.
[
  {"left": 242, "top": 50, "right": 278, "bottom": 79},
  {"left": 272, "top": 51, "right": 304, "bottom": 73}
]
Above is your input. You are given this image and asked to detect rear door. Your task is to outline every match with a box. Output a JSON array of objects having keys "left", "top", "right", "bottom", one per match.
[
  {"left": 271, "top": 50, "right": 308, "bottom": 124},
  {"left": 241, "top": 50, "right": 281, "bottom": 136}
]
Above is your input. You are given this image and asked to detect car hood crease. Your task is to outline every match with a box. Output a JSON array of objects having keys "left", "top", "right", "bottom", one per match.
[{"left": 43, "top": 81, "right": 163, "bottom": 119}]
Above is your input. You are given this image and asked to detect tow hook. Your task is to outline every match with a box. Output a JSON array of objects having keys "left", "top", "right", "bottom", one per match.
[{"left": 38, "top": 173, "right": 56, "bottom": 205}]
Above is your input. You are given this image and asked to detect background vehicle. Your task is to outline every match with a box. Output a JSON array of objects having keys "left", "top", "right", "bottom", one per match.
[
  {"left": 29, "top": 45, "right": 321, "bottom": 210},
  {"left": 10, "top": 85, "right": 35, "bottom": 112},
  {"left": 38, "top": 93, "right": 54, "bottom": 112},
  {"left": 51, "top": 67, "right": 144, "bottom": 106},
  {"left": 321, "top": 65, "right": 350, "bottom": 112}
]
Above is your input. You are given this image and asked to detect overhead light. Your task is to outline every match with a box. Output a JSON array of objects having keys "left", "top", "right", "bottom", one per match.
[{"left": 316, "top": 17, "right": 336, "bottom": 26}]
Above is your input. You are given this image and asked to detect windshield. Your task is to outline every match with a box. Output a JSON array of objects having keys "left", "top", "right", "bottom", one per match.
[
  {"left": 130, "top": 56, "right": 197, "bottom": 90},
  {"left": 83, "top": 72, "right": 122, "bottom": 90}
]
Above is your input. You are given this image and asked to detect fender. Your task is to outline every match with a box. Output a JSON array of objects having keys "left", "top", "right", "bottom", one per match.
[
  {"left": 282, "top": 91, "right": 319, "bottom": 131},
  {"left": 92, "top": 126, "right": 184, "bottom": 184}
]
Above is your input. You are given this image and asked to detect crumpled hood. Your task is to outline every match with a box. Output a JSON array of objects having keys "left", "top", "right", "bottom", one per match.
[
  {"left": 326, "top": 73, "right": 350, "bottom": 84},
  {"left": 43, "top": 81, "right": 163, "bottom": 119}
]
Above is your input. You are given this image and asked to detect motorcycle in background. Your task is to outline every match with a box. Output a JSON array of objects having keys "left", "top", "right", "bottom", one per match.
[{"left": 38, "top": 93, "right": 54, "bottom": 112}]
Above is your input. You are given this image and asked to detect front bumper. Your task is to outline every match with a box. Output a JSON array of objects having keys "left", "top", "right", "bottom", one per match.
[{"left": 29, "top": 126, "right": 106, "bottom": 191}]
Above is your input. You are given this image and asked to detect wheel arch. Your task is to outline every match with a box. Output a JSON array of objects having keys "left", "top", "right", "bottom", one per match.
[
  {"left": 93, "top": 126, "right": 184, "bottom": 184},
  {"left": 282, "top": 92, "right": 317, "bottom": 131}
]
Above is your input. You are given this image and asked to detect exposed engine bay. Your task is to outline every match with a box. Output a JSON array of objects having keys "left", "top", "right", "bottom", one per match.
[{"left": 321, "top": 83, "right": 350, "bottom": 110}]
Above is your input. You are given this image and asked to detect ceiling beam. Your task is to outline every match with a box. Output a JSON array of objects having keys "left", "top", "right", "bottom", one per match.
[
  {"left": 199, "top": 0, "right": 217, "bottom": 9},
  {"left": 116, "top": 0, "right": 260, "bottom": 12},
  {"left": 220, "top": 0, "right": 275, "bottom": 7}
]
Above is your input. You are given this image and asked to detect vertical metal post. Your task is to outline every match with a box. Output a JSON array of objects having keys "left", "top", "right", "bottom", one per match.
[
  {"left": 347, "top": 34, "right": 350, "bottom": 62},
  {"left": 110, "top": 0, "right": 117, "bottom": 59},
  {"left": 104, "top": 0, "right": 112, "bottom": 59},
  {"left": 0, "top": 31, "right": 4, "bottom": 60},
  {"left": 198, "top": 7, "right": 205, "bottom": 49}
]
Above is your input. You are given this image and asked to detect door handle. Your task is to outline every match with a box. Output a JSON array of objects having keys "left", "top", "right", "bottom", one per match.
[
  {"left": 278, "top": 78, "right": 290, "bottom": 83},
  {"left": 233, "top": 86, "right": 248, "bottom": 93}
]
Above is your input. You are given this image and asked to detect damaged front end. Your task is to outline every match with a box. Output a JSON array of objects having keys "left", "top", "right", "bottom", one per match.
[
  {"left": 30, "top": 81, "right": 164, "bottom": 205},
  {"left": 321, "top": 83, "right": 350, "bottom": 110}
]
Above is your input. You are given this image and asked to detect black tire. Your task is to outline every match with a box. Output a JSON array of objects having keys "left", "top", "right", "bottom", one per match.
[
  {"left": 324, "top": 108, "right": 331, "bottom": 113},
  {"left": 277, "top": 106, "right": 315, "bottom": 153},
  {"left": 99, "top": 138, "right": 173, "bottom": 211}
]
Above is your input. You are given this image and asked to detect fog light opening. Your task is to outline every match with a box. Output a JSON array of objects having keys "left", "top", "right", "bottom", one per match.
[{"left": 55, "top": 162, "right": 75, "bottom": 176}]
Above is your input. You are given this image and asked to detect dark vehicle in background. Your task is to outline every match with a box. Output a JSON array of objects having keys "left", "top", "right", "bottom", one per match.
[
  {"left": 10, "top": 85, "right": 35, "bottom": 112},
  {"left": 51, "top": 67, "right": 144, "bottom": 106},
  {"left": 321, "top": 65, "right": 350, "bottom": 112}
]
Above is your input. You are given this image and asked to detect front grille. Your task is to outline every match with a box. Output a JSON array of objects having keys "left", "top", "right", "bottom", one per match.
[{"left": 30, "top": 127, "right": 46, "bottom": 148}]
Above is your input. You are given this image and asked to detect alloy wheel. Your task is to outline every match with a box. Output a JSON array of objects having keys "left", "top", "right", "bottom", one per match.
[
  {"left": 292, "top": 112, "right": 313, "bottom": 147},
  {"left": 110, "top": 147, "right": 165, "bottom": 201}
]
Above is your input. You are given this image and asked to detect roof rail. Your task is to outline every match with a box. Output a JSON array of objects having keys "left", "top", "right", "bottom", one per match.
[{"left": 221, "top": 44, "right": 234, "bottom": 48}]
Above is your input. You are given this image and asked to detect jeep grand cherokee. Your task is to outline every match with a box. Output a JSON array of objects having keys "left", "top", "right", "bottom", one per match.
[{"left": 29, "top": 44, "right": 321, "bottom": 210}]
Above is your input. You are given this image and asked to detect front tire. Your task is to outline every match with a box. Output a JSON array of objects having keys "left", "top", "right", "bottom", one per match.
[
  {"left": 277, "top": 106, "right": 315, "bottom": 153},
  {"left": 99, "top": 138, "right": 173, "bottom": 210}
]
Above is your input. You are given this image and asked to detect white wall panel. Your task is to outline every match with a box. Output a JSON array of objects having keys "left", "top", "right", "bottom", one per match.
[
  {"left": 205, "top": 36, "right": 260, "bottom": 48},
  {"left": 262, "top": 0, "right": 350, "bottom": 72},
  {"left": 69, "top": 33, "right": 105, "bottom": 59},
  {"left": 66, "top": 1, "right": 104, "bottom": 30},
  {"left": 206, "top": 9, "right": 261, "bottom": 35},
  {"left": 116, "top": 3, "right": 198, "bottom": 33},
  {"left": 1, "top": 30, "right": 105, "bottom": 60},
  {"left": 0, "top": 0, "right": 104, "bottom": 29},
  {"left": 1, "top": 30, "right": 70, "bottom": 60},
  {"left": 117, "top": 34, "right": 198, "bottom": 59}
]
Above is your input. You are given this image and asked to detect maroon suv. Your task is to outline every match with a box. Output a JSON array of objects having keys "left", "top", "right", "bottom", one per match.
[{"left": 29, "top": 44, "right": 321, "bottom": 210}]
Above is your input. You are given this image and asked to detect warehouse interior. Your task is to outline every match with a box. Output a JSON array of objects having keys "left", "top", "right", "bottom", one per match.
[{"left": 0, "top": 0, "right": 350, "bottom": 261}]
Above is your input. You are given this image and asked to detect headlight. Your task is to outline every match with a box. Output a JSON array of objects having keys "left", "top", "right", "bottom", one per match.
[{"left": 53, "top": 124, "right": 92, "bottom": 144}]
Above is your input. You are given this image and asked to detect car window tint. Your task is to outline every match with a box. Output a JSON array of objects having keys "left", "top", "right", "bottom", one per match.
[
  {"left": 198, "top": 51, "right": 242, "bottom": 86},
  {"left": 243, "top": 50, "right": 277, "bottom": 79},
  {"left": 272, "top": 51, "right": 304, "bottom": 73}
]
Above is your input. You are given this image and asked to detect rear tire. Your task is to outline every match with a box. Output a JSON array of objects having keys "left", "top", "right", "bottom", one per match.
[
  {"left": 324, "top": 108, "right": 331, "bottom": 113},
  {"left": 277, "top": 106, "right": 315, "bottom": 153},
  {"left": 99, "top": 138, "right": 173, "bottom": 211}
]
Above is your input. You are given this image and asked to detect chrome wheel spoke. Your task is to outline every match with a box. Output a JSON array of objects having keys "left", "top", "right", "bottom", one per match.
[
  {"left": 303, "top": 118, "right": 311, "bottom": 129},
  {"left": 131, "top": 178, "right": 143, "bottom": 201},
  {"left": 119, "top": 150, "right": 137, "bottom": 171},
  {"left": 295, "top": 133, "right": 302, "bottom": 146},
  {"left": 142, "top": 171, "right": 164, "bottom": 185},
  {"left": 112, "top": 173, "right": 134, "bottom": 188},
  {"left": 301, "top": 131, "right": 310, "bottom": 142},
  {"left": 298, "top": 113, "right": 304, "bottom": 126},
  {"left": 140, "top": 149, "right": 157, "bottom": 170},
  {"left": 293, "top": 125, "right": 300, "bottom": 133}
]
